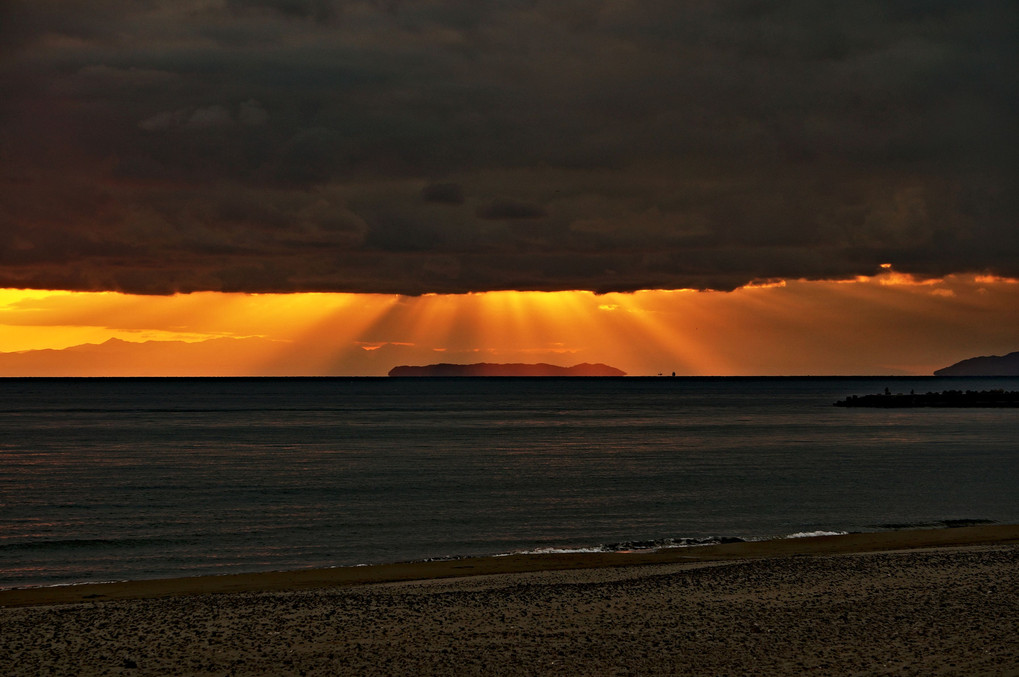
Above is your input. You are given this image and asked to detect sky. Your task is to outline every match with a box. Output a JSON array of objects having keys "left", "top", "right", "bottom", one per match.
[{"left": 1, "top": 1, "right": 1017, "bottom": 375}]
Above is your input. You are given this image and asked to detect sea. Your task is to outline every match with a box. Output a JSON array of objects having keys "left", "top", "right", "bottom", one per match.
[{"left": 2, "top": 376, "right": 1017, "bottom": 589}]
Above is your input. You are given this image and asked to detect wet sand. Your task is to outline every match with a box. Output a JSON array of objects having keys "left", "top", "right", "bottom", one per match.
[{"left": 1, "top": 525, "right": 1017, "bottom": 675}]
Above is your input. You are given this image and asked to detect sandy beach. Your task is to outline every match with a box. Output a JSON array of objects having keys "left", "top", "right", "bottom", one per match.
[{"left": 2, "top": 525, "right": 1017, "bottom": 675}]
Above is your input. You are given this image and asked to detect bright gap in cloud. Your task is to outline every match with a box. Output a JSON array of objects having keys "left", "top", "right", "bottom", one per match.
[{"left": 0, "top": 272, "right": 1016, "bottom": 376}]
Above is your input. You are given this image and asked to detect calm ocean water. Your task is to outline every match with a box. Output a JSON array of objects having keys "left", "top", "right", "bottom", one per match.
[{"left": 1, "top": 376, "right": 1017, "bottom": 589}]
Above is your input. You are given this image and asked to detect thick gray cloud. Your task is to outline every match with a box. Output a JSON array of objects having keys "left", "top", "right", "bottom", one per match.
[
  {"left": 477, "top": 199, "right": 547, "bottom": 221},
  {"left": 1, "top": 0, "right": 1016, "bottom": 294},
  {"left": 421, "top": 182, "right": 464, "bottom": 205}
]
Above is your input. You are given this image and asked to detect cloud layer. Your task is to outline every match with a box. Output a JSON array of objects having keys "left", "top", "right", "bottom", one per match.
[{"left": 2, "top": 1, "right": 1016, "bottom": 294}]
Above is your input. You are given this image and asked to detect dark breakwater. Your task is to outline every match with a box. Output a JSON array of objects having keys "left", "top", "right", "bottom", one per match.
[{"left": 835, "top": 389, "right": 1019, "bottom": 407}]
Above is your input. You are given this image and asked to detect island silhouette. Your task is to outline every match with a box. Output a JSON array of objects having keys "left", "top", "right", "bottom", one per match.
[
  {"left": 388, "top": 362, "right": 626, "bottom": 377},
  {"left": 933, "top": 351, "right": 1019, "bottom": 376}
]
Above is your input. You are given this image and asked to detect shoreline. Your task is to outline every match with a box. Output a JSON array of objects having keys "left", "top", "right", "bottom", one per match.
[
  {"left": 2, "top": 526, "right": 1018, "bottom": 675},
  {"left": 4, "top": 523, "right": 1017, "bottom": 608}
]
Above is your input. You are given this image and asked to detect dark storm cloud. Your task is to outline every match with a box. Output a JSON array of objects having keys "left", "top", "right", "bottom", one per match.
[
  {"left": 225, "top": 0, "right": 338, "bottom": 23},
  {"left": 421, "top": 182, "right": 465, "bottom": 205},
  {"left": 1, "top": 0, "right": 1016, "bottom": 294},
  {"left": 476, "top": 199, "right": 547, "bottom": 221}
]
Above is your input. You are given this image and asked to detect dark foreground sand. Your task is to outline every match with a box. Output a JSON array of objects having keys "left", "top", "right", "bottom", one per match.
[{"left": 1, "top": 525, "right": 1017, "bottom": 676}]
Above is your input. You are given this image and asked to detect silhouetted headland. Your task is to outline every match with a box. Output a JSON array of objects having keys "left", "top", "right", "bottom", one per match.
[
  {"left": 934, "top": 351, "right": 1019, "bottom": 376},
  {"left": 835, "top": 389, "right": 1019, "bottom": 408},
  {"left": 388, "top": 362, "right": 626, "bottom": 377}
]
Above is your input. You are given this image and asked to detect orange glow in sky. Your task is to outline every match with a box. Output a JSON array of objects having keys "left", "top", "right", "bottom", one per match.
[{"left": 1, "top": 271, "right": 1017, "bottom": 376}]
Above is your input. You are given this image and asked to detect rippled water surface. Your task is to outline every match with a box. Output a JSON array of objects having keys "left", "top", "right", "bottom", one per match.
[{"left": 2, "top": 376, "right": 1017, "bottom": 587}]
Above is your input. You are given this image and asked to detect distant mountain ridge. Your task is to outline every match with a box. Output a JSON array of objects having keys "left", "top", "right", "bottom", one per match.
[
  {"left": 933, "top": 351, "right": 1019, "bottom": 376},
  {"left": 0, "top": 337, "right": 277, "bottom": 377},
  {"left": 388, "top": 362, "right": 626, "bottom": 377}
]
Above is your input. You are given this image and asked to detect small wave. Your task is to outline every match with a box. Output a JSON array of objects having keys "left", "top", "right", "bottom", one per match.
[
  {"left": 0, "top": 579, "right": 129, "bottom": 592},
  {"left": 498, "top": 535, "right": 747, "bottom": 558},
  {"left": 512, "top": 547, "right": 607, "bottom": 556},
  {"left": 866, "top": 518, "right": 996, "bottom": 531},
  {"left": 785, "top": 530, "right": 848, "bottom": 539},
  {"left": 602, "top": 536, "right": 745, "bottom": 551},
  {"left": 41, "top": 579, "right": 125, "bottom": 589}
]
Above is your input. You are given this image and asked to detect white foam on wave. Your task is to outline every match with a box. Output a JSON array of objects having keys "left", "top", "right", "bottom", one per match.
[
  {"left": 2, "top": 578, "right": 126, "bottom": 592},
  {"left": 785, "top": 530, "right": 848, "bottom": 539},
  {"left": 503, "top": 547, "right": 606, "bottom": 556}
]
